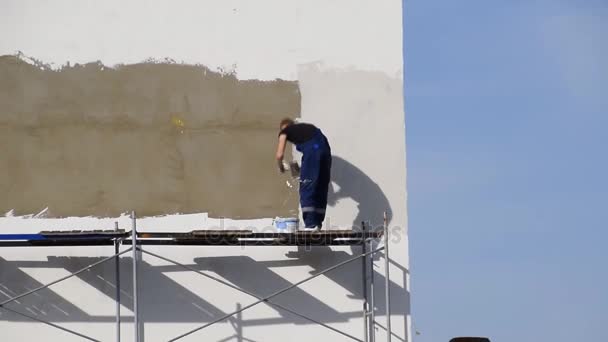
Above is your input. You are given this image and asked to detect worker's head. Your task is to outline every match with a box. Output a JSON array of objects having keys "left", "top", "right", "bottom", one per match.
[{"left": 279, "top": 118, "right": 294, "bottom": 131}]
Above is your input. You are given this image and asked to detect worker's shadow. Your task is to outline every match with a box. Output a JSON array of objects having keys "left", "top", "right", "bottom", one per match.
[
  {"left": 280, "top": 155, "right": 409, "bottom": 339},
  {"left": 182, "top": 155, "right": 406, "bottom": 335},
  {"left": 327, "top": 155, "right": 392, "bottom": 230}
]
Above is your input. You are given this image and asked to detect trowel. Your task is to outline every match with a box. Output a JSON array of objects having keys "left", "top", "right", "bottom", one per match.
[
  {"left": 288, "top": 161, "right": 300, "bottom": 178},
  {"left": 280, "top": 161, "right": 300, "bottom": 180}
]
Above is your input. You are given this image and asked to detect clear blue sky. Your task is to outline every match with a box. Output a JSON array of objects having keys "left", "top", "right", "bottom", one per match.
[{"left": 403, "top": 1, "right": 607, "bottom": 341}]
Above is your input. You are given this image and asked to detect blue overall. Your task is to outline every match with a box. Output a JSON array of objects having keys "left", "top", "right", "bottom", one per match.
[{"left": 296, "top": 129, "right": 332, "bottom": 228}]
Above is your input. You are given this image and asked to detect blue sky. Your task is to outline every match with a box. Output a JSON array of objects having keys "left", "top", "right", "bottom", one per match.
[{"left": 403, "top": 1, "right": 607, "bottom": 341}]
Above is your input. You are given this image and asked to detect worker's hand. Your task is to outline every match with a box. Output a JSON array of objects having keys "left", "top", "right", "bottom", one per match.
[{"left": 277, "top": 160, "right": 286, "bottom": 173}]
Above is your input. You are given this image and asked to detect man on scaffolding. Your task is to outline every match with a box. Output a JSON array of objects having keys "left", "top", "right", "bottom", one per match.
[{"left": 275, "top": 118, "right": 332, "bottom": 230}]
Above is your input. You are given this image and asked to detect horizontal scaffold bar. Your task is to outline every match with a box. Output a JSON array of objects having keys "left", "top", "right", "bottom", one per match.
[{"left": 0, "top": 230, "right": 382, "bottom": 247}]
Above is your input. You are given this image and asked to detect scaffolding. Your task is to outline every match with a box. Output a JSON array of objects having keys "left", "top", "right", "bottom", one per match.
[{"left": 0, "top": 212, "right": 393, "bottom": 342}]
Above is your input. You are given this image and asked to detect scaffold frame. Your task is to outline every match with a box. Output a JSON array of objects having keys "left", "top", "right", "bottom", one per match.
[{"left": 0, "top": 211, "right": 393, "bottom": 342}]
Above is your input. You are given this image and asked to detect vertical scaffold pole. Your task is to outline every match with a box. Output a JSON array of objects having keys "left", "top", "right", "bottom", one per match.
[
  {"left": 131, "top": 211, "right": 139, "bottom": 342},
  {"left": 369, "top": 236, "right": 376, "bottom": 342},
  {"left": 383, "top": 211, "right": 391, "bottom": 342},
  {"left": 361, "top": 222, "right": 369, "bottom": 342},
  {"left": 114, "top": 222, "right": 121, "bottom": 342}
]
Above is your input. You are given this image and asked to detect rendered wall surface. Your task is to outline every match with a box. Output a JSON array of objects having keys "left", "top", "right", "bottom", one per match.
[
  {"left": 0, "top": 57, "right": 300, "bottom": 218},
  {"left": 0, "top": 1, "right": 408, "bottom": 341}
]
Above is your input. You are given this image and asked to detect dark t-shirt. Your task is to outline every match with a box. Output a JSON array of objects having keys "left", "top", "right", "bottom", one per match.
[{"left": 279, "top": 123, "right": 317, "bottom": 144}]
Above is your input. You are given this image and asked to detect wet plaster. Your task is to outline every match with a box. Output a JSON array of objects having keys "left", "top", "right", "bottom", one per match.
[{"left": 0, "top": 55, "right": 300, "bottom": 217}]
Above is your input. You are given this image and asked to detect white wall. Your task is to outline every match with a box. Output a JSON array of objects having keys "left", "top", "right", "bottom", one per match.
[
  {"left": 0, "top": 0, "right": 402, "bottom": 80},
  {"left": 0, "top": 0, "right": 408, "bottom": 341}
]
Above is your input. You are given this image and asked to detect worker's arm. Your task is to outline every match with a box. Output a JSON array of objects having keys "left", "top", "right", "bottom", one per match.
[{"left": 276, "top": 134, "right": 287, "bottom": 173}]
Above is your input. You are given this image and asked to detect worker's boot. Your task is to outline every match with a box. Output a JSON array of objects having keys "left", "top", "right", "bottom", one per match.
[{"left": 300, "top": 225, "right": 321, "bottom": 232}]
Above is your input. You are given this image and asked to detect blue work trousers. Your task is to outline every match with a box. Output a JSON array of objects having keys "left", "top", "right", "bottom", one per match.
[{"left": 296, "top": 129, "right": 332, "bottom": 228}]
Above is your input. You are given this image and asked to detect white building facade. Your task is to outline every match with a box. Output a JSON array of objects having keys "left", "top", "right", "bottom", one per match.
[{"left": 0, "top": 1, "right": 408, "bottom": 341}]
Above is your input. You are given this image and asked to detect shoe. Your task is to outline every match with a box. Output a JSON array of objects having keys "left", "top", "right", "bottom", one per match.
[{"left": 300, "top": 225, "right": 321, "bottom": 232}]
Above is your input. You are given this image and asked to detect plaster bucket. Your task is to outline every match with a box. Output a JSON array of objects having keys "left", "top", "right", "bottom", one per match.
[{"left": 274, "top": 217, "right": 299, "bottom": 233}]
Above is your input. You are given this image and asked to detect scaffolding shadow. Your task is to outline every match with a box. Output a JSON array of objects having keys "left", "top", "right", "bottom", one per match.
[
  {"left": 0, "top": 250, "right": 378, "bottom": 325},
  {"left": 0, "top": 155, "right": 409, "bottom": 341},
  {"left": 0, "top": 255, "right": 225, "bottom": 323}
]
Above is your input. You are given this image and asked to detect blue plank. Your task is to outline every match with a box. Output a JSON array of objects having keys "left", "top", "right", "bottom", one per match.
[{"left": 0, "top": 234, "right": 46, "bottom": 241}]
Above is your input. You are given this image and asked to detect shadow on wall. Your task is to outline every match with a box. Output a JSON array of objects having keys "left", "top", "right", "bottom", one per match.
[
  {"left": 0, "top": 156, "right": 408, "bottom": 340},
  {"left": 328, "top": 156, "right": 393, "bottom": 230},
  {"left": 0, "top": 252, "right": 405, "bottom": 325},
  {"left": 0, "top": 251, "right": 409, "bottom": 341},
  {"left": 323, "top": 155, "right": 407, "bottom": 339}
]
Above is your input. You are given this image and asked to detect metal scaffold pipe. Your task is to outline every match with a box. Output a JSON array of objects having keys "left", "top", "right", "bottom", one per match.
[
  {"left": 131, "top": 211, "right": 140, "bottom": 342},
  {"left": 114, "top": 221, "right": 122, "bottom": 342},
  {"left": 384, "top": 211, "right": 392, "bottom": 342}
]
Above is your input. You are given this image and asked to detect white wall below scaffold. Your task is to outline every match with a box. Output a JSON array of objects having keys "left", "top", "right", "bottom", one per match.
[{"left": 0, "top": 1, "right": 408, "bottom": 341}]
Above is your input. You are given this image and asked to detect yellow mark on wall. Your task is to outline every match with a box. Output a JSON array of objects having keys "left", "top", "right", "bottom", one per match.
[{"left": 170, "top": 115, "right": 185, "bottom": 134}]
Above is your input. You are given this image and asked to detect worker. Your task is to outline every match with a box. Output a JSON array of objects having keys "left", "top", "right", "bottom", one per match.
[{"left": 276, "top": 118, "right": 332, "bottom": 230}]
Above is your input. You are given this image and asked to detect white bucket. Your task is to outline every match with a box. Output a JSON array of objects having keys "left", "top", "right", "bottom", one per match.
[{"left": 274, "top": 217, "right": 299, "bottom": 233}]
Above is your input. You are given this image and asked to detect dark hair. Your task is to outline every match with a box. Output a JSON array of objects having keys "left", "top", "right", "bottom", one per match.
[{"left": 279, "top": 118, "right": 294, "bottom": 129}]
